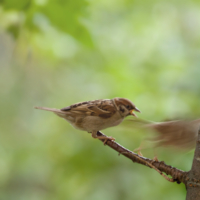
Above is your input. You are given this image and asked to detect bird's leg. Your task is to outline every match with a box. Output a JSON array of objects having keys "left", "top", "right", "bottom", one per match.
[
  {"left": 91, "top": 131, "right": 115, "bottom": 145},
  {"left": 133, "top": 141, "right": 144, "bottom": 157},
  {"left": 153, "top": 148, "right": 159, "bottom": 162}
]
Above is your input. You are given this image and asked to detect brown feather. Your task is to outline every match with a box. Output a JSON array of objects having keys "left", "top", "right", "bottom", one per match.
[
  {"left": 34, "top": 106, "right": 64, "bottom": 114},
  {"left": 146, "top": 119, "right": 200, "bottom": 150},
  {"left": 66, "top": 99, "right": 116, "bottom": 118},
  {"left": 114, "top": 98, "right": 136, "bottom": 110}
]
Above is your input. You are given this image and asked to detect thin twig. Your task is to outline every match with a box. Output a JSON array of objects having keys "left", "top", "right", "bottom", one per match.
[
  {"left": 96, "top": 131, "right": 187, "bottom": 184},
  {"left": 121, "top": 152, "right": 174, "bottom": 182}
]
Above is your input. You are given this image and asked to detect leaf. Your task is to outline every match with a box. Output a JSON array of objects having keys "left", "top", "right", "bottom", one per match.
[{"left": 38, "top": 0, "right": 93, "bottom": 47}]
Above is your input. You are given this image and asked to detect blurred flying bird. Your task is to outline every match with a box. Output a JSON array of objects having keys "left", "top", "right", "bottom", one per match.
[{"left": 132, "top": 118, "right": 200, "bottom": 159}]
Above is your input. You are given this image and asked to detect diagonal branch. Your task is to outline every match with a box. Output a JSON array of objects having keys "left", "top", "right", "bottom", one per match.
[{"left": 96, "top": 131, "right": 188, "bottom": 184}]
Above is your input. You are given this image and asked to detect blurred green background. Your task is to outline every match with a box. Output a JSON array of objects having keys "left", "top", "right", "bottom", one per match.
[{"left": 1, "top": 0, "right": 200, "bottom": 199}]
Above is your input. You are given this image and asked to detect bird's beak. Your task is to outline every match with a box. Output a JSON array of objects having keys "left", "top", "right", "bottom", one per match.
[
  {"left": 130, "top": 107, "right": 141, "bottom": 117},
  {"left": 134, "top": 107, "right": 141, "bottom": 113}
]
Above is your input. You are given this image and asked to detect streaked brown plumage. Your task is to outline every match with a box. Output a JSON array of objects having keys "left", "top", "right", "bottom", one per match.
[{"left": 35, "top": 97, "right": 140, "bottom": 143}]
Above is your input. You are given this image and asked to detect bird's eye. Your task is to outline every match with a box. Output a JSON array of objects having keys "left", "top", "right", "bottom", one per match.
[{"left": 126, "top": 105, "right": 130, "bottom": 109}]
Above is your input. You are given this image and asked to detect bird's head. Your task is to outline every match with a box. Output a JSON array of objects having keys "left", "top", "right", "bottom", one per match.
[{"left": 113, "top": 97, "right": 141, "bottom": 118}]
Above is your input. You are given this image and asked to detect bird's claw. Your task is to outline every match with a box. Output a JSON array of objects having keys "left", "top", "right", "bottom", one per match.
[
  {"left": 133, "top": 147, "right": 143, "bottom": 157},
  {"left": 103, "top": 136, "right": 115, "bottom": 145},
  {"left": 153, "top": 156, "right": 159, "bottom": 162}
]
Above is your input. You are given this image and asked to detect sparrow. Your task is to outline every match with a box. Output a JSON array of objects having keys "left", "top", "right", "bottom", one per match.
[
  {"left": 35, "top": 98, "right": 140, "bottom": 143},
  {"left": 131, "top": 118, "right": 200, "bottom": 159},
  {"left": 146, "top": 119, "right": 200, "bottom": 150}
]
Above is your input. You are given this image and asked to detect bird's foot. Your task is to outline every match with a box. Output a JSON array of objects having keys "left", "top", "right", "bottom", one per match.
[
  {"left": 97, "top": 136, "right": 115, "bottom": 145},
  {"left": 153, "top": 156, "right": 159, "bottom": 162},
  {"left": 91, "top": 131, "right": 115, "bottom": 145},
  {"left": 133, "top": 147, "right": 143, "bottom": 157}
]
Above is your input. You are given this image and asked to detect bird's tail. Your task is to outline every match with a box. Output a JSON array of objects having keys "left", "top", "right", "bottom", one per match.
[{"left": 34, "top": 106, "right": 67, "bottom": 117}]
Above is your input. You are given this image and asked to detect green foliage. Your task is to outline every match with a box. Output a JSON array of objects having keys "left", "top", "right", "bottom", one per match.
[
  {"left": 0, "top": 0, "right": 93, "bottom": 46},
  {"left": 0, "top": 0, "right": 31, "bottom": 10},
  {"left": 1, "top": 0, "right": 200, "bottom": 199}
]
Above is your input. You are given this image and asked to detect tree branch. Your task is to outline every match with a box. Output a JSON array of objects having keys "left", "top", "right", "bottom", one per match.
[
  {"left": 186, "top": 129, "right": 200, "bottom": 199},
  {"left": 96, "top": 131, "right": 188, "bottom": 184}
]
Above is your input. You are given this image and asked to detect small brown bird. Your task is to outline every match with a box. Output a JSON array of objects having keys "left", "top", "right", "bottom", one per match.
[
  {"left": 146, "top": 119, "right": 200, "bottom": 150},
  {"left": 35, "top": 97, "right": 140, "bottom": 143},
  {"left": 132, "top": 118, "right": 200, "bottom": 158}
]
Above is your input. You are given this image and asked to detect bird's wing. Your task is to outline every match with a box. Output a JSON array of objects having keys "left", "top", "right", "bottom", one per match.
[
  {"left": 62, "top": 99, "right": 116, "bottom": 119},
  {"left": 146, "top": 120, "right": 199, "bottom": 149}
]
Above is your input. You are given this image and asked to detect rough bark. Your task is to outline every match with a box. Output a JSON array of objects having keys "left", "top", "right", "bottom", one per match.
[
  {"left": 186, "top": 129, "right": 200, "bottom": 200},
  {"left": 97, "top": 131, "right": 188, "bottom": 184}
]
